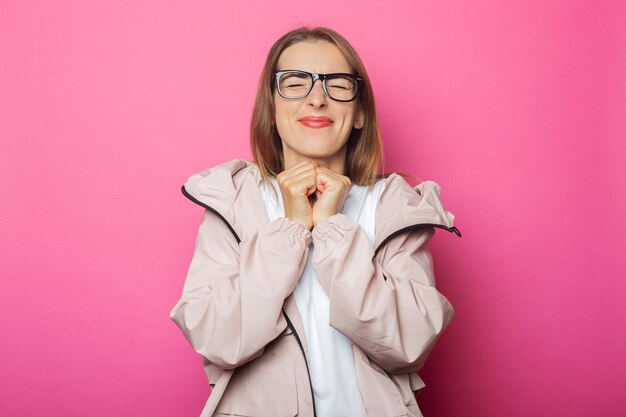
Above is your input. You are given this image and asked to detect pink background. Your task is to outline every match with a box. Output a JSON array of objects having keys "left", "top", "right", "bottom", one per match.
[{"left": 1, "top": 1, "right": 624, "bottom": 416}]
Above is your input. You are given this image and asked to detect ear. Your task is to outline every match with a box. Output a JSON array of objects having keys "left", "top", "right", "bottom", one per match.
[{"left": 353, "top": 107, "right": 365, "bottom": 129}]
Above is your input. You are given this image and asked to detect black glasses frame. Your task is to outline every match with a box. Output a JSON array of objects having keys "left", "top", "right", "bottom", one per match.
[{"left": 274, "top": 70, "right": 363, "bottom": 102}]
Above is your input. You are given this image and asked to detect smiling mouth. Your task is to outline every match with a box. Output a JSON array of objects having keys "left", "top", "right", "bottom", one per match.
[{"left": 298, "top": 117, "right": 334, "bottom": 129}]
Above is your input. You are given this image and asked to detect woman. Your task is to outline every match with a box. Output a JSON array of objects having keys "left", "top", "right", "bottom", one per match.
[{"left": 170, "top": 26, "right": 461, "bottom": 417}]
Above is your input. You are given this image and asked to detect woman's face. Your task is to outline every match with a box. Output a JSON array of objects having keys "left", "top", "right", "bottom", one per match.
[{"left": 273, "top": 40, "right": 364, "bottom": 172}]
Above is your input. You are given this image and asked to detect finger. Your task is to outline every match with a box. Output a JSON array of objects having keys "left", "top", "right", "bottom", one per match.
[
  {"left": 279, "top": 162, "right": 317, "bottom": 182},
  {"left": 294, "top": 178, "right": 318, "bottom": 197},
  {"left": 283, "top": 167, "right": 317, "bottom": 187},
  {"left": 290, "top": 160, "right": 319, "bottom": 171},
  {"left": 278, "top": 166, "right": 316, "bottom": 190},
  {"left": 315, "top": 167, "right": 351, "bottom": 185},
  {"left": 315, "top": 167, "right": 339, "bottom": 188},
  {"left": 314, "top": 166, "right": 342, "bottom": 180},
  {"left": 283, "top": 173, "right": 317, "bottom": 197}
]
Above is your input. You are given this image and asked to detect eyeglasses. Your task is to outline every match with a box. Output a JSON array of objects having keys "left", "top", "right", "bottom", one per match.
[{"left": 274, "top": 70, "right": 362, "bottom": 102}]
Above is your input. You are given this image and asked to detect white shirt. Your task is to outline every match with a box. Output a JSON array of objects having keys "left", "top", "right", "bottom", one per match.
[{"left": 259, "top": 177, "right": 386, "bottom": 417}]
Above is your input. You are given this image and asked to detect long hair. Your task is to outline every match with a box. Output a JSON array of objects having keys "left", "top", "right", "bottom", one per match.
[{"left": 250, "top": 27, "right": 390, "bottom": 188}]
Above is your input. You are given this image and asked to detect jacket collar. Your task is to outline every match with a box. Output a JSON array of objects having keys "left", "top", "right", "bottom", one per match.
[{"left": 181, "top": 158, "right": 460, "bottom": 250}]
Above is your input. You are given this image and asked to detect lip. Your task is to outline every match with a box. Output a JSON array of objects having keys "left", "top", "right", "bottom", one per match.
[{"left": 298, "top": 116, "right": 334, "bottom": 129}]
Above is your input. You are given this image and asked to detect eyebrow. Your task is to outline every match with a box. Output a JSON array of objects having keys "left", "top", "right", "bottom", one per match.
[{"left": 276, "top": 69, "right": 355, "bottom": 74}]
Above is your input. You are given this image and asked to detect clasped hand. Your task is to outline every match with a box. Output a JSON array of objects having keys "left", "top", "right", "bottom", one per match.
[{"left": 277, "top": 161, "right": 352, "bottom": 230}]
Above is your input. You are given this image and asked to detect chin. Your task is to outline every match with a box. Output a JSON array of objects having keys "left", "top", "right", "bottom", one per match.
[
  {"left": 281, "top": 132, "right": 348, "bottom": 161},
  {"left": 297, "top": 150, "right": 336, "bottom": 160}
]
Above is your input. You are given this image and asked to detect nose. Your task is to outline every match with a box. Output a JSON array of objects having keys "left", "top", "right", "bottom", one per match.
[{"left": 306, "top": 79, "right": 327, "bottom": 108}]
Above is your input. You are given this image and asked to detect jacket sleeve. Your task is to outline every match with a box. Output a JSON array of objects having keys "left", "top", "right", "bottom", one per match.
[
  {"left": 170, "top": 209, "right": 312, "bottom": 370},
  {"left": 311, "top": 213, "right": 454, "bottom": 374}
]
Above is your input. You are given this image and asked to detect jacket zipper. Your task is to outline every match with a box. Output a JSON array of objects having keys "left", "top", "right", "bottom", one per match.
[
  {"left": 181, "top": 186, "right": 460, "bottom": 417},
  {"left": 182, "top": 185, "right": 318, "bottom": 416},
  {"left": 282, "top": 310, "right": 317, "bottom": 417}
]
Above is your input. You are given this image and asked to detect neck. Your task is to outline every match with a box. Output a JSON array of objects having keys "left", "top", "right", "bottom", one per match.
[{"left": 283, "top": 149, "right": 347, "bottom": 175}]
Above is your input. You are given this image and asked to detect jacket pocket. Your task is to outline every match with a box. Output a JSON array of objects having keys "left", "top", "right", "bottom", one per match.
[
  {"left": 354, "top": 350, "right": 409, "bottom": 417},
  {"left": 388, "top": 372, "right": 425, "bottom": 417},
  {"left": 214, "top": 332, "right": 297, "bottom": 417},
  {"left": 410, "top": 372, "right": 425, "bottom": 395}
]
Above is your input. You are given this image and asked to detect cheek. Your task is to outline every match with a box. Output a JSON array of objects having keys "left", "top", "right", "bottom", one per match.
[
  {"left": 273, "top": 101, "right": 296, "bottom": 141},
  {"left": 274, "top": 97, "right": 293, "bottom": 124},
  {"left": 274, "top": 105, "right": 290, "bottom": 132},
  {"left": 339, "top": 107, "right": 358, "bottom": 129}
]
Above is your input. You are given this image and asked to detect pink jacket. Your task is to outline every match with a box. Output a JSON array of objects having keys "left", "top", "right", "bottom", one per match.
[{"left": 170, "top": 159, "right": 461, "bottom": 417}]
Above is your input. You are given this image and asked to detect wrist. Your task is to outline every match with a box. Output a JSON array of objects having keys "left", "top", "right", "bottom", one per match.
[
  {"left": 313, "top": 211, "right": 339, "bottom": 226},
  {"left": 286, "top": 215, "right": 313, "bottom": 231}
]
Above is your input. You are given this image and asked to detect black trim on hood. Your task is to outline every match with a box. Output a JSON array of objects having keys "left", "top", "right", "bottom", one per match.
[
  {"left": 374, "top": 223, "right": 462, "bottom": 257},
  {"left": 182, "top": 184, "right": 462, "bottom": 258},
  {"left": 181, "top": 185, "right": 241, "bottom": 244}
]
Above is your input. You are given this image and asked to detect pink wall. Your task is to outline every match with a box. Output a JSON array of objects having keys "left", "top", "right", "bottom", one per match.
[{"left": 1, "top": 1, "right": 624, "bottom": 416}]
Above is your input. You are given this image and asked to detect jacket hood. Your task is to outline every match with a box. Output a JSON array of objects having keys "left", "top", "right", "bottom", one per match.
[{"left": 181, "top": 158, "right": 460, "bottom": 249}]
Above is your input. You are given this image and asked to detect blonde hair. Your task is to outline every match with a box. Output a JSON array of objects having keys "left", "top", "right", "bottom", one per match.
[{"left": 250, "top": 26, "right": 389, "bottom": 188}]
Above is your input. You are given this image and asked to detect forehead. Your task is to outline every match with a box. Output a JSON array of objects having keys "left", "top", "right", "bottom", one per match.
[{"left": 276, "top": 40, "right": 352, "bottom": 74}]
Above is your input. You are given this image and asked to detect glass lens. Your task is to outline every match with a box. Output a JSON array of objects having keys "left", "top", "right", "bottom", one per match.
[
  {"left": 325, "top": 75, "right": 357, "bottom": 101},
  {"left": 278, "top": 72, "right": 312, "bottom": 98}
]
